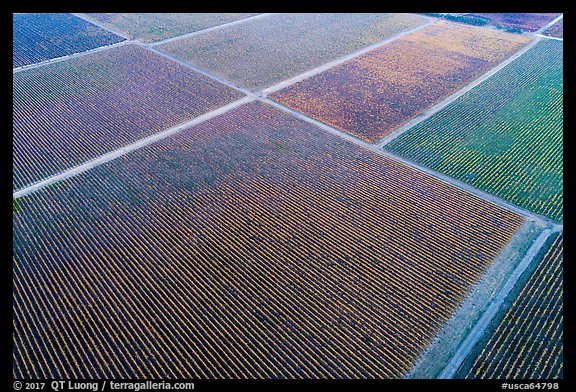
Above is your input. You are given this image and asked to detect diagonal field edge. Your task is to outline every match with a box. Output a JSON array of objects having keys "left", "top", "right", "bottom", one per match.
[
  {"left": 143, "top": 44, "right": 258, "bottom": 98},
  {"left": 436, "top": 225, "right": 561, "bottom": 379},
  {"left": 73, "top": 13, "right": 133, "bottom": 40},
  {"left": 375, "top": 36, "right": 542, "bottom": 148},
  {"left": 535, "top": 33, "right": 563, "bottom": 41},
  {"left": 149, "top": 13, "right": 277, "bottom": 46},
  {"left": 535, "top": 13, "right": 563, "bottom": 34},
  {"left": 13, "top": 96, "right": 254, "bottom": 199},
  {"left": 380, "top": 150, "right": 558, "bottom": 226},
  {"left": 11, "top": 13, "right": 564, "bottom": 378},
  {"left": 12, "top": 40, "right": 131, "bottom": 74},
  {"left": 261, "top": 16, "right": 436, "bottom": 96},
  {"left": 14, "top": 16, "right": 561, "bottom": 227},
  {"left": 260, "top": 97, "right": 557, "bottom": 227}
]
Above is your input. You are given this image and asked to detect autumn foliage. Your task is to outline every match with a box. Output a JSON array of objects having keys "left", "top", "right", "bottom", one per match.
[
  {"left": 270, "top": 21, "right": 531, "bottom": 142},
  {"left": 13, "top": 102, "right": 525, "bottom": 378},
  {"left": 13, "top": 44, "right": 243, "bottom": 190}
]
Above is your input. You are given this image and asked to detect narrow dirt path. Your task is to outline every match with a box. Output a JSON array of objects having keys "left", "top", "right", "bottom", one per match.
[
  {"left": 261, "top": 17, "right": 436, "bottom": 96},
  {"left": 13, "top": 40, "right": 131, "bottom": 74},
  {"left": 375, "top": 36, "right": 541, "bottom": 147},
  {"left": 535, "top": 33, "right": 563, "bottom": 41},
  {"left": 149, "top": 13, "right": 276, "bottom": 47},
  {"left": 536, "top": 14, "right": 563, "bottom": 34},
  {"left": 436, "top": 226, "right": 560, "bottom": 379},
  {"left": 144, "top": 44, "right": 257, "bottom": 98},
  {"left": 73, "top": 13, "right": 132, "bottom": 39},
  {"left": 13, "top": 97, "right": 253, "bottom": 198}
]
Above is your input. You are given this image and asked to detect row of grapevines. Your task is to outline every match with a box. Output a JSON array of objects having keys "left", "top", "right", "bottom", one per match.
[
  {"left": 13, "top": 101, "right": 524, "bottom": 379},
  {"left": 270, "top": 21, "right": 532, "bottom": 142},
  {"left": 13, "top": 43, "right": 244, "bottom": 191},
  {"left": 385, "top": 39, "right": 563, "bottom": 221},
  {"left": 157, "top": 13, "right": 428, "bottom": 90},
  {"left": 13, "top": 13, "right": 125, "bottom": 68},
  {"left": 461, "top": 232, "right": 563, "bottom": 379}
]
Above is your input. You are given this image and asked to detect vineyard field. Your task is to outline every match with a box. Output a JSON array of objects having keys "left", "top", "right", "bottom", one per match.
[
  {"left": 13, "top": 43, "right": 244, "bottom": 191},
  {"left": 84, "top": 13, "right": 261, "bottom": 43},
  {"left": 385, "top": 39, "right": 563, "bottom": 222},
  {"left": 13, "top": 13, "right": 125, "bottom": 68},
  {"left": 543, "top": 18, "right": 563, "bottom": 38},
  {"left": 469, "top": 13, "right": 562, "bottom": 32},
  {"left": 13, "top": 101, "right": 524, "bottom": 379},
  {"left": 156, "top": 13, "right": 428, "bottom": 90},
  {"left": 270, "top": 21, "right": 531, "bottom": 142},
  {"left": 456, "top": 232, "right": 563, "bottom": 379}
]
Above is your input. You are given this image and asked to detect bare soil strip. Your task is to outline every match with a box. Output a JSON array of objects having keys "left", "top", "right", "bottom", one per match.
[
  {"left": 535, "top": 33, "right": 563, "bottom": 41},
  {"left": 13, "top": 97, "right": 253, "bottom": 199},
  {"left": 12, "top": 40, "right": 131, "bottom": 73},
  {"left": 261, "top": 17, "right": 435, "bottom": 96},
  {"left": 436, "top": 226, "right": 560, "bottom": 379},
  {"left": 149, "top": 13, "right": 276, "bottom": 47},
  {"left": 409, "top": 220, "right": 551, "bottom": 378}
]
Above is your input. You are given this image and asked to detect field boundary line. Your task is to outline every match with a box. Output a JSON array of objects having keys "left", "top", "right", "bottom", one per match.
[
  {"left": 16, "top": 19, "right": 557, "bottom": 227},
  {"left": 261, "top": 98, "right": 381, "bottom": 149},
  {"left": 536, "top": 14, "right": 563, "bottom": 34},
  {"left": 132, "top": 15, "right": 558, "bottom": 228},
  {"left": 406, "top": 219, "right": 545, "bottom": 378},
  {"left": 142, "top": 44, "right": 258, "bottom": 98},
  {"left": 260, "top": 97, "right": 556, "bottom": 227},
  {"left": 535, "top": 33, "right": 563, "bottom": 41},
  {"left": 73, "top": 13, "right": 132, "bottom": 40},
  {"left": 380, "top": 150, "right": 555, "bottom": 226},
  {"left": 13, "top": 97, "right": 253, "bottom": 199},
  {"left": 13, "top": 40, "right": 131, "bottom": 73},
  {"left": 260, "top": 16, "right": 436, "bottom": 95},
  {"left": 149, "top": 13, "right": 276, "bottom": 46},
  {"left": 374, "top": 36, "right": 541, "bottom": 148},
  {"left": 437, "top": 226, "right": 557, "bottom": 379}
]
